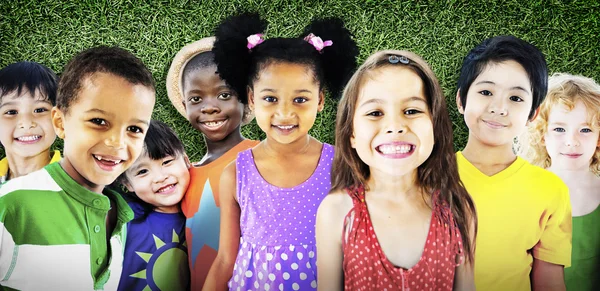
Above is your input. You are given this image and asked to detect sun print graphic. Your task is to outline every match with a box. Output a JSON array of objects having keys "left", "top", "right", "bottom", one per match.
[{"left": 129, "top": 229, "right": 190, "bottom": 291}]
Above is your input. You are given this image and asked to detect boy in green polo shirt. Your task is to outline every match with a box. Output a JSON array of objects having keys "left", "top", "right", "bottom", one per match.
[{"left": 0, "top": 46, "right": 156, "bottom": 290}]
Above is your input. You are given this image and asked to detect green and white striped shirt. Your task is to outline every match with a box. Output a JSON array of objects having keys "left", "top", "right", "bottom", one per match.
[{"left": 0, "top": 162, "right": 133, "bottom": 291}]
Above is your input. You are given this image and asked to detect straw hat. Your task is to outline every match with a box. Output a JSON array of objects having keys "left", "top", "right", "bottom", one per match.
[{"left": 166, "top": 36, "right": 253, "bottom": 124}]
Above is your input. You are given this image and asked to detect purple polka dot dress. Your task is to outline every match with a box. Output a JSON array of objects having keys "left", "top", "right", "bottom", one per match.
[{"left": 228, "top": 143, "right": 334, "bottom": 291}]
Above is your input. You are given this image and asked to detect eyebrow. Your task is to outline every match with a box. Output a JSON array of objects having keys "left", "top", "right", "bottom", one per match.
[
  {"left": 187, "top": 85, "right": 232, "bottom": 93},
  {"left": 260, "top": 88, "right": 313, "bottom": 94},
  {"left": 359, "top": 96, "right": 426, "bottom": 108},
  {"left": 549, "top": 121, "right": 590, "bottom": 126},
  {"left": 0, "top": 99, "right": 52, "bottom": 109},
  {"left": 86, "top": 108, "right": 149, "bottom": 126},
  {"left": 475, "top": 80, "right": 530, "bottom": 94}
]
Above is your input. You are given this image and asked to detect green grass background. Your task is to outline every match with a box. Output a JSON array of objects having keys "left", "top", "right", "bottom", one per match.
[{"left": 1, "top": 0, "right": 599, "bottom": 162}]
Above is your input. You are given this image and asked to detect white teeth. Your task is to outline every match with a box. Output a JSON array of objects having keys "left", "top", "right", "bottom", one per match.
[
  {"left": 94, "top": 155, "right": 122, "bottom": 164},
  {"left": 276, "top": 125, "right": 295, "bottom": 130},
  {"left": 203, "top": 120, "right": 225, "bottom": 127},
  {"left": 379, "top": 144, "right": 412, "bottom": 154},
  {"left": 17, "top": 135, "right": 41, "bottom": 142},
  {"left": 157, "top": 184, "right": 176, "bottom": 193}
]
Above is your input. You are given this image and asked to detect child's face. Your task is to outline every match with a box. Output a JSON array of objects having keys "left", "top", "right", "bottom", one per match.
[
  {"left": 125, "top": 153, "right": 190, "bottom": 213},
  {"left": 249, "top": 62, "right": 324, "bottom": 144},
  {"left": 459, "top": 60, "right": 533, "bottom": 147},
  {"left": 0, "top": 90, "right": 56, "bottom": 159},
  {"left": 544, "top": 100, "right": 600, "bottom": 171},
  {"left": 351, "top": 66, "right": 434, "bottom": 177},
  {"left": 183, "top": 65, "right": 244, "bottom": 142},
  {"left": 52, "top": 72, "right": 155, "bottom": 189}
]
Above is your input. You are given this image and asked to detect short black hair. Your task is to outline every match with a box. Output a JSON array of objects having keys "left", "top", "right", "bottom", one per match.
[
  {"left": 57, "top": 46, "right": 155, "bottom": 112},
  {"left": 0, "top": 61, "right": 58, "bottom": 104},
  {"left": 213, "top": 12, "right": 359, "bottom": 103},
  {"left": 457, "top": 35, "right": 548, "bottom": 119}
]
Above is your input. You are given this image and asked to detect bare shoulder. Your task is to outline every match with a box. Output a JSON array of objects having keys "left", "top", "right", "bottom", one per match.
[
  {"left": 221, "top": 160, "right": 237, "bottom": 182},
  {"left": 318, "top": 189, "right": 354, "bottom": 223}
]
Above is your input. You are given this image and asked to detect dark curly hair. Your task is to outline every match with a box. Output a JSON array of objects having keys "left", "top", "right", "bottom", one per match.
[
  {"left": 57, "top": 46, "right": 155, "bottom": 112},
  {"left": 212, "top": 12, "right": 358, "bottom": 102}
]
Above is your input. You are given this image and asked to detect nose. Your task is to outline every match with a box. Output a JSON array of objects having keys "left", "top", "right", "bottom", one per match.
[
  {"left": 153, "top": 171, "right": 168, "bottom": 184},
  {"left": 275, "top": 101, "right": 294, "bottom": 118},
  {"left": 201, "top": 98, "right": 221, "bottom": 114},
  {"left": 105, "top": 129, "right": 126, "bottom": 149},
  {"left": 385, "top": 114, "right": 406, "bottom": 134},
  {"left": 565, "top": 132, "right": 580, "bottom": 147},
  {"left": 488, "top": 97, "right": 508, "bottom": 116},
  {"left": 17, "top": 112, "right": 36, "bottom": 129}
]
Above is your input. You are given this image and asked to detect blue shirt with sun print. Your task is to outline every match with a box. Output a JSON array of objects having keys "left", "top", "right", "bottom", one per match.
[{"left": 118, "top": 201, "right": 189, "bottom": 291}]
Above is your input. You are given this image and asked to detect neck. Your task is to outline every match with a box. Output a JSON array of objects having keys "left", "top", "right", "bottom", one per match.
[
  {"left": 462, "top": 136, "right": 516, "bottom": 165},
  {"left": 366, "top": 168, "right": 422, "bottom": 202},
  {"left": 548, "top": 166, "right": 597, "bottom": 186},
  {"left": 59, "top": 158, "right": 104, "bottom": 193},
  {"left": 6, "top": 150, "right": 52, "bottom": 180},
  {"left": 155, "top": 205, "right": 180, "bottom": 214},
  {"left": 262, "top": 134, "right": 313, "bottom": 157},
  {"left": 203, "top": 127, "right": 244, "bottom": 158}
]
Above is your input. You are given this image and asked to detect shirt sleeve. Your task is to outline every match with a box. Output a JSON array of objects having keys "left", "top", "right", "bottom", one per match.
[
  {"left": 532, "top": 182, "right": 572, "bottom": 267},
  {"left": 0, "top": 199, "right": 17, "bottom": 282}
]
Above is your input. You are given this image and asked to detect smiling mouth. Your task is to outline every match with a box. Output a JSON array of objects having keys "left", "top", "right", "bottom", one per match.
[
  {"left": 156, "top": 183, "right": 177, "bottom": 194},
  {"left": 93, "top": 154, "right": 124, "bottom": 171},
  {"left": 15, "top": 135, "right": 42, "bottom": 143},
  {"left": 376, "top": 144, "right": 415, "bottom": 155},
  {"left": 201, "top": 119, "right": 227, "bottom": 128},
  {"left": 561, "top": 153, "right": 583, "bottom": 158},
  {"left": 483, "top": 120, "right": 507, "bottom": 129}
]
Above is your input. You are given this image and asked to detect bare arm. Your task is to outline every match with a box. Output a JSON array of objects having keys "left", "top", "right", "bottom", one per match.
[
  {"left": 316, "top": 191, "right": 349, "bottom": 291},
  {"left": 531, "top": 259, "right": 566, "bottom": 291},
  {"left": 453, "top": 215, "right": 476, "bottom": 291},
  {"left": 202, "top": 162, "right": 241, "bottom": 291}
]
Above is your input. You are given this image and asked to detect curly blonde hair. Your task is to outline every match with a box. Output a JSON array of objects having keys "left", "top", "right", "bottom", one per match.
[{"left": 522, "top": 73, "right": 600, "bottom": 174}]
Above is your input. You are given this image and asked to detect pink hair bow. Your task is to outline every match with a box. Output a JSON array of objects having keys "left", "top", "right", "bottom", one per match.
[
  {"left": 304, "top": 33, "right": 333, "bottom": 52},
  {"left": 247, "top": 33, "right": 265, "bottom": 50}
]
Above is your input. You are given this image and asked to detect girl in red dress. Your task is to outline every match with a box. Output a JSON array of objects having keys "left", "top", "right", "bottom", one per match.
[{"left": 316, "top": 50, "right": 477, "bottom": 291}]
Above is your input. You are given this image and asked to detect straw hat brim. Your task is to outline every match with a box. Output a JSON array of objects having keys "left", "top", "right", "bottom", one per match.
[{"left": 166, "top": 36, "right": 216, "bottom": 118}]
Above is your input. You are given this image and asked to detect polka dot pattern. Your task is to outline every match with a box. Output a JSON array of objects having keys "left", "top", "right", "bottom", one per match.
[
  {"left": 228, "top": 144, "right": 334, "bottom": 290},
  {"left": 342, "top": 185, "right": 464, "bottom": 291}
]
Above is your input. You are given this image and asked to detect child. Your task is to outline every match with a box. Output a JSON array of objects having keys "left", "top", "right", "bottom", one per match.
[
  {"left": 317, "top": 50, "right": 477, "bottom": 290},
  {"left": 0, "top": 61, "right": 60, "bottom": 184},
  {"left": 524, "top": 73, "right": 600, "bottom": 291},
  {"left": 203, "top": 12, "right": 358, "bottom": 291},
  {"left": 455, "top": 36, "right": 572, "bottom": 291},
  {"left": 116, "top": 120, "right": 191, "bottom": 291},
  {"left": 0, "top": 46, "right": 155, "bottom": 290},
  {"left": 166, "top": 36, "right": 259, "bottom": 290}
]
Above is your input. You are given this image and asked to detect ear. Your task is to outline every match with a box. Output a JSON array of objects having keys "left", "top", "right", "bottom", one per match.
[
  {"left": 181, "top": 99, "right": 186, "bottom": 110},
  {"left": 317, "top": 91, "right": 325, "bottom": 112},
  {"left": 455, "top": 90, "right": 464, "bottom": 114},
  {"left": 527, "top": 107, "right": 540, "bottom": 124},
  {"left": 247, "top": 86, "right": 255, "bottom": 111},
  {"left": 350, "top": 131, "right": 356, "bottom": 148},
  {"left": 51, "top": 106, "right": 66, "bottom": 139},
  {"left": 183, "top": 154, "right": 191, "bottom": 169},
  {"left": 124, "top": 180, "right": 134, "bottom": 193}
]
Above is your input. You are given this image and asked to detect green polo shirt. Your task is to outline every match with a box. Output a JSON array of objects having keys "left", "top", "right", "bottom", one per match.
[{"left": 0, "top": 162, "right": 133, "bottom": 290}]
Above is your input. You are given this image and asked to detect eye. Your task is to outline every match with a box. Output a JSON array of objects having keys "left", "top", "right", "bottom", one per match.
[
  {"left": 135, "top": 169, "right": 148, "bottom": 176},
  {"left": 264, "top": 96, "right": 277, "bottom": 103},
  {"left": 553, "top": 127, "right": 565, "bottom": 133},
  {"left": 218, "top": 92, "right": 232, "bottom": 100},
  {"left": 581, "top": 128, "right": 593, "bottom": 133},
  {"left": 127, "top": 126, "right": 143, "bottom": 134},
  {"left": 404, "top": 109, "right": 422, "bottom": 115},
  {"left": 366, "top": 110, "right": 383, "bottom": 117},
  {"left": 163, "top": 158, "right": 175, "bottom": 166},
  {"left": 34, "top": 107, "right": 49, "bottom": 113},
  {"left": 294, "top": 97, "right": 308, "bottom": 104},
  {"left": 479, "top": 90, "right": 492, "bottom": 96},
  {"left": 90, "top": 118, "right": 107, "bottom": 126},
  {"left": 4, "top": 109, "right": 17, "bottom": 115},
  {"left": 509, "top": 96, "right": 524, "bottom": 102},
  {"left": 189, "top": 96, "right": 202, "bottom": 103}
]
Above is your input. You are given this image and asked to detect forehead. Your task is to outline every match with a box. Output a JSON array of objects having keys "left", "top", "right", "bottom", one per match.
[
  {"left": 254, "top": 62, "right": 317, "bottom": 87},
  {"left": 0, "top": 88, "right": 50, "bottom": 104},
  {"left": 474, "top": 60, "right": 531, "bottom": 91},
  {"left": 548, "top": 100, "right": 594, "bottom": 124},
  {"left": 73, "top": 72, "right": 155, "bottom": 112},
  {"left": 357, "top": 66, "right": 425, "bottom": 104}
]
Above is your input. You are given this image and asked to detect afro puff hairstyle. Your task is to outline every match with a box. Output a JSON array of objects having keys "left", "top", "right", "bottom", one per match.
[{"left": 212, "top": 12, "right": 359, "bottom": 102}]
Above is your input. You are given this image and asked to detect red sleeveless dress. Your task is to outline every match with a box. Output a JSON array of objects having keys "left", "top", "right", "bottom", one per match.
[{"left": 342, "top": 185, "right": 464, "bottom": 291}]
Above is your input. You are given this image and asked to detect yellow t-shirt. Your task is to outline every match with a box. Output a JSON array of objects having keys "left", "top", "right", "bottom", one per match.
[
  {"left": 456, "top": 152, "right": 572, "bottom": 291},
  {"left": 0, "top": 150, "right": 61, "bottom": 183}
]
